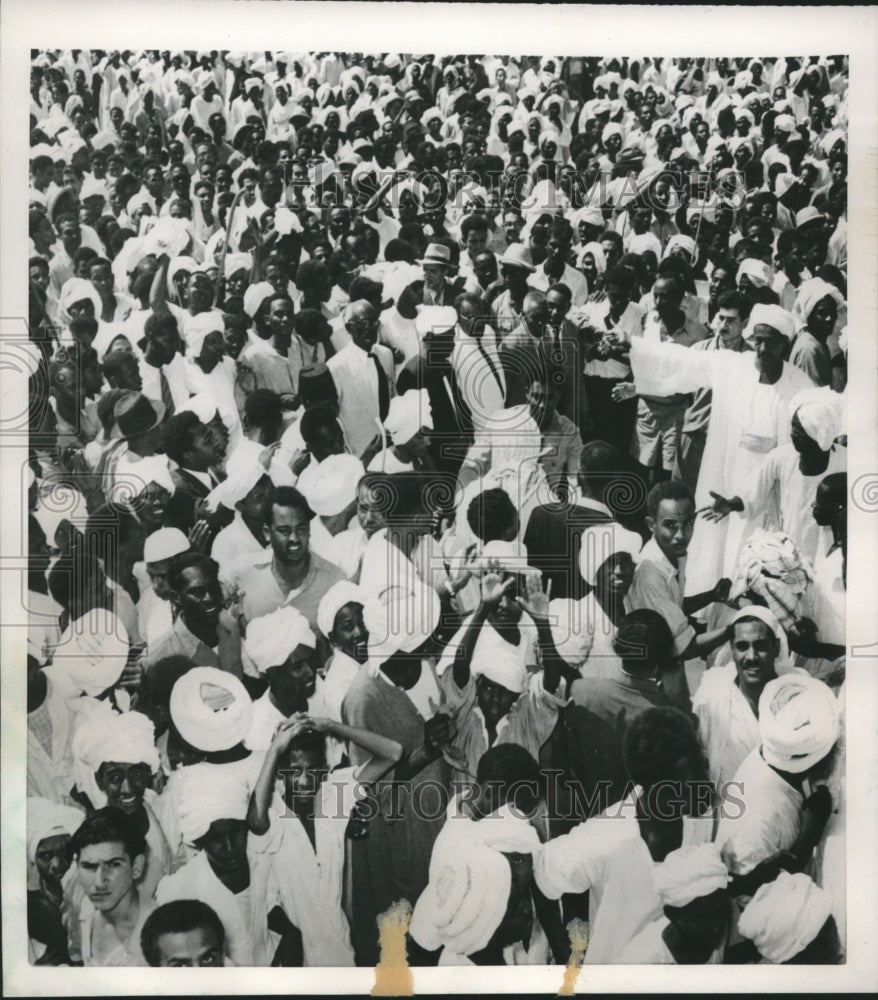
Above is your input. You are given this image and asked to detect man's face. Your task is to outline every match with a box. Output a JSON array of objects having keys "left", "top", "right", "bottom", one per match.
[
  {"left": 716, "top": 307, "right": 744, "bottom": 349},
  {"left": 750, "top": 325, "right": 786, "bottom": 375},
  {"left": 422, "top": 263, "right": 446, "bottom": 293},
  {"left": 523, "top": 298, "right": 548, "bottom": 337},
  {"left": 630, "top": 206, "right": 651, "bottom": 233},
  {"left": 34, "top": 833, "right": 72, "bottom": 890},
  {"left": 503, "top": 213, "right": 523, "bottom": 244},
  {"left": 154, "top": 927, "right": 224, "bottom": 968},
  {"left": 490, "top": 852, "right": 534, "bottom": 950},
  {"left": 150, "top": 324, "right": 181, "bottom": 365},
  {"left": 241, "top": 176, "right": 257, "bottom": 206},
  {"left": 308, "top": 420, "right": 345, "bottom": 462},
  {"left": 357, "top": 484, "right": 387, "bottom": 538},
  {"left": 147, "top": 557, "right": 175, "bottom": 600},
  {"left": 187, "top": 273, "right": 213, "bottom": 313},
  {"left": 269, "top": 645, "right": 317, "bottom": 707},
  {"left": 268, "top": 298, "right": 294, "bottom": 348},
  {"left": 463, "top": 227, "right": 487, "bottom": 258},
  {"left": 808, "top": 297, "right": 837, "bottom": 340},
  {"left": 261, "top": 171, "right": 282, "bottom": 207},
  {"left": 328, "top": 209, "right": 350, "bottom": 238},
  {"left": 812, "top": 483, "right": 841, "bottom": 527},
  {"left": 545, "top": 236, "right": 570, "bottom": 269},
  {"left": 600, "top": 238, "right": 620, "bottom": 268},
  {"left": 472, "top": 252, "right": 497, "bottom": 289},
  {"left": 648, "top": 498, "right": 695, "bottom": 561},
  {"left": 652, "top": 278, "right": 680, "bottom": 315},
  {"left": 175, "top": 564, "right": 222, "bottom": 629},
  {"left": 476, "top": 674, "right": 519, "bottom": 726},
  {"left": 265, "top": 503, "right": 310, "bottom": 565},
  {"left": 348, "top": 305, "right": 379, "bottom": 352},
  {"left": 283, "top": 745, "right": 328, "bottom": 811},
  {"left": 546, "top": 289, "right": 570, "bottom": 327},
  {"left": 526, "top": 382, "right": 558, "bottom": 429},
  {"left": 197, "top": 819, "right": 248, "bottom": 875},
  {"left": 731, "top": 619, "right": 778, "bottom": 689},
  {"left": 596, "top": 553, "right": 636, "bottom": 596},
  {"left": 97, "top": 761, "right": 152, "bottom": 814},
  {"left": 77, "top": 841, "right": 141, "bottom": 912},
  {"left": 59, "top": 219, "right": 82, "bottom": 253},
  {"left": 331, "top": 601, "right": 368, "bottom": 663}
]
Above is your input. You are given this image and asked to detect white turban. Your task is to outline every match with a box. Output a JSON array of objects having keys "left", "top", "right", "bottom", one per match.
[
  {"left": 790, "top": 387, "right": 843, "bottom": 452},
  {"left": 177, "top": 761, "right": 251, "bottom": 844},
  {"left": 364, "top": 581, "right": 440, "bottom": 672},
  {"left": 759, "top": 673, "right": 840, "bottom": 774},
  {"left": 743, "top": 303, "right": 795, "bottom": 342},
  {"left": 144, "top": 526, "right": 190, "bottom": 564},
  {"left": 384, "top": 389, "right": 433, "bottom": 446},
  {"left": 80, "top": 175, "right": 109, "bottom": 203},
  {"left": 243, "top": 280, "right": 275, "bottom": 318},
  {"left": 244, "top": 606, "right": 316, "bottom": 674},
  {"left": 736, "top": 258, "right": 774, "bottom": 290},
  {"left": 793, "top": 277, "right": 844, "bottom": 331},
  {"left": 409, "top": 845, "right": 512, "bottom": 957},
  {"left": 298, "top": 454, "right": 364, "bottom": 517},
  {"left": 317, "top": 581, "right": 366, "bottom": 641},
  {"left": 774, "top": 113, "right": 796, "bottom": 134},
  {"left": 205, "top": 455, "right": 266, "bottom": 512},
  {"left": 27, "top": 797, "right": 85, "bottom": 865},
  {"left": 738, "top": 872, "right": 832, "bottom": 963},
  {"left": 577, "top": 241, "right": 607, "bottom": 273},
  {"left": 176, "top": 392, "right": 218, "bottom": 425},
  {"left": 728, "top": 604, "right": 792, "bottom": 671},
  {"left": 73, "top": 708, "right": 160, "bottom": 793},
  {"left": 570, "top": 206, "right": 604, "bottom": 231},
  {"left": 223, "top": 252, "right": 252, "bottom": 279},
  {"left": 653, "top": 843, "right": 731, "bottom": 908},
  {"left": 472, "top": 625, "right": 528, "bottom": 695},
  {"left": 275, "top": 205, "right": 304, "bottom": 236},
  {"left": 167, "top": 256, "right": 197, "bottom": 297},
  {"left": 184, "top": 310, "right": 224, "bottom": 359},
  {"left": 109, "top": 453, "right": 175, "bottom": 508},
  {"left": 578, "top": 522, "right": 643, "bottom": 586},
  {"left": 51, "top": 611, "right": 130, "bottom": 697},
  {"left": 59, "top": 277, "right": 102, "bottom": 321},
  {"left": 627, "top": 232, "right": 663, "bottom": 259},
  {"left": 602, "top": 122, "right": 624, "bottom": 145},
  {"left": 663, "top": 234, "right": 696, "bottom": 260},
  {"left": 127, "top": 191, "right": 156, "bottom": 217},
  {"left": 170, "top": 667, "right": 254, "bottom": 752}
]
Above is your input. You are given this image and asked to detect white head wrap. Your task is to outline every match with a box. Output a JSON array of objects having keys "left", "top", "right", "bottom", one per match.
[
  {"left": 663, "top": 234, "right": 697, "bottom": 261},
  {"left": 736, "top": 258, "right": 774, "bottom": 290},
  {"left": 384, "top": 389, "right": 433, "bottom": 446},
  {"left": 738, "top": 872, "right": 832, "bottom": 963},
  {"left": 577, "top": 241, "right": 607, "bottom": 273},
  {"left": 51, "top": 611, "right": 130, "bottom": 697},
  {"left": 298, "top": 454, "right": 364, "bottom": 517},
  {"left": 167, "top": 256, "right": 197, "bottom": 298},
  {"left": 27, "top": 797, "right": 85, "bottom": 865},
  {"left": 570, "top": 206, "right": 604, "bottom": 231},
  {"left": 414, "top": 305, "right": 458, "bottom": 338},
  {"left": 317, "top": 581, "right": 365, "bottom": 641},
  {"left": 743, "top": 303, "right": 795, "bottom": 342},
  {"left": 601, "top": 122, "right": 624, "bottom": 145},
  {"left": 793, "top": 277, "right": 844, "bottom": 331},
  {"left": 177, "top": 761, "right": 251, "bottom": 844},
  {"left": 789, "top": 387, "right": 843, "bottom": 452},
  {"left": 244, "top": 606, "right": 316, "bottom": 676},
  {"left": 759, "top": 673, "right": 840, "bottom": 774},
  {"left": 363, "top": 581, "right": 440, "bottom": 673},
  {"left": 144, "top": 526, "right": 189, "bottom": 564},
  {"left": 223, "top": 252, "right": 252, "bottom": 279},
  {"left": 170, "top": 666, "right": 254, "bottom": 752},
  {"left": 653, "top": 843, "right": 731, "bottom": 908},
  {"left": 243, "top": 281, "right": 275, "bottom": 318},
  {"left": 578, "top": 522, "right": 642, "bottom": 586},
  {"left": 72, "top": 709, "right": 160, "bottom": 809},
  {"left": 728, "top": 604, "right": 792, "bottom": 671},
  {"left": 729, "top": 529, "right": 813, "bottom": 629},
  {"left": 206, "top": 455, "right": 267, "bottom": 513},
  {"left": 627, "top": 232, "right": 663, "bottom": 259},
  {"left": 127, "top": 191, "right": 156, "bottom": 218},
  {"left": 109, "top": 454, "right": 174, "bottom": 508},
  {"left": 59, "top": 277, "right": 102, "bottom": 322},
  {"left": 471, "top": 625, "right": 528, "bottom": 695},
  {"left": 80, "top": 175, "right": 109, "bottom": 203},
  {"left": 184, "top": 310, "right": 224, "bottom": 359},
  {"left": 409, "top": 845, "right": 512, "bottom": 957},
  {"left": 176, "top": 392, "right": 218, "bottom": 424}
]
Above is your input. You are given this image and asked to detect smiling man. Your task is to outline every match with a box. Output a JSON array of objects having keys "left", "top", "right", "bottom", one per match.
[
  {"left": 69, "top": 807, "right": 155, "bottom": 966},
  {"left": 141, "top": 900, "right": 227, "bottom": 967}
]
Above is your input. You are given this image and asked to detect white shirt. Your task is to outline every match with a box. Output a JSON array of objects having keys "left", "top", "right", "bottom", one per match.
[{"left": 451, "top": 325, "right": 506, "bottom": 431}]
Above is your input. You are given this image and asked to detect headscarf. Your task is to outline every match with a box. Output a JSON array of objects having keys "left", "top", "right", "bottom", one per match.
[
  {"left": 729, "top": 529, "right": 814, "bottom": 629},
  {"left": 408, "top": 845, "right": 512, "bottom": 957},
  {"left": 177, "top": 761, "right": 251, "bottom": 844},
  {"left": 244, "top": 606, "right": 316, "bottom": 674},
  {"left": 738, "top": 872, "right": 832, "bottom": 962},
  {"left": 652, "top": 843, "right": 731, "bottom": 907},
  {"left": 298, "top": 454, "right": 364, "bottom": 516},
  {"left": 789, "top": 387, "right": 844, "bottom": 451},
  {"left": 317, "top": 581, "right": 365, "bottom": 641},
  {"left": 578, "top": 522, "right": 643, "bottom": 586},
  {"left": 735, "top": 258, "right": 773, "bottom": 290},
  {"left": 743, "top": 303, "right": 796, "bottom": 343},
  {"left": 170, "top": 667, "right": 254, "bottom": 752},
  {"left": 59, "top": 277, "right": 102, "bottom": 323},
  {"left": 758, "top": 673, "right": 840, "bottom": 774},
  {"left": 27, "top": 797, "right": 85, "bottom": 866},
  {"left": 577, "top": 241, "right": 607, "bottom": 273},
  {"left": 792, "top": 277, "right": 844, "bottom": 331},
  {"left": 384, "top": 388, "right": 433, "bottom": 445},
  {"left": 728, "top": 604, "right": 792, "bottom": 671}
]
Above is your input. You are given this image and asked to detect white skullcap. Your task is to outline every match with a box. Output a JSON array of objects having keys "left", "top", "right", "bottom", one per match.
[
  {"left": 653, "top": 843, "right": 730, "bottom": 908},
  {"left": 299, "top": 454, "right": 364, "bottom": 517},
  {"left": 364, "top": 581, "right": 440, "bottom": 671},
  {"left": 472, "top": 625, "right": 528, "bottom": 695},
  {"left": 243, "top": 280, "right": 276, "bottom": 318},
  {"left": 744, "top": 303, "right": 796, "bottom": 342},
  {"left": 73, "top": 709, "right": 160, "bottom": 776},
  {"left": 384, "top": 388, "right": 433, "bottom": 446},
  {"left": 223, "top": 252, "right": 252, "bottom": 279},
  {"left": 27, "top": 797, "right": 85, "bottom": 865},
  {"left": 415, "top": 305, "right": 458, "bottom": 338},
  {"left": 738, "top": 872, "right": 832, "bottom": 963},
  {"left": 548, "top": 599, "right": 591, "bottom": 669},
  {"left": 758, "top": 673, "right": 840, "bottom": 774},
  {"left": 729, "top": 605, "right": 792, "bottom": 671},
  {"left": 53, "top": 611, "right": 130, "bottom": 697},
  {"left": 170, "top": 666, "right": 253, "bottom": 752},
  {"left": 317, "top": 581, "right": 366, "bottom": 640},
  {"left": 244, "top": 606, "right": 316, "bottom": 674},
  {"left": 184, "top": 310, "right": 224, "bottom": 359},
  {"left": 176, "top": 392, "right": 218, "bottom": 424},
  {"left": 578, "top": 522, "right": 643, "bottom": 586},
  {"left": 177, "top": 761, "right": 251, "bottom": 844},
  {"left": 144, "top": 527, "right": 190, "bottom": 564},
  {"left": 409, "top": 846, "right": 511, "bottom": 956},
  {"left": 109, "top": 454, "right": 175, "bottom": 508},
  {"left": 736, "top": 258, "right": 774, "bottom": 289},
  {"left": 789, "top": 387, "right": 843, "bottom": 452}
]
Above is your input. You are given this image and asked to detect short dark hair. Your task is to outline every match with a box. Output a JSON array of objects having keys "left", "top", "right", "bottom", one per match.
[
  {"left": 262, "top": 485, "right": 314, "bottom": 528},
  {"left": 613, "top": 608, "right": 674, "bottom": 674},
  {"left": 647, "top": 480, "right": 694, "bottom": 521},
  {"left": 243, "top": 389, "right": 283, "bottom": 432},
  {"left": 467, "top": 487, "right": 518, "bottom": 543},
  {"left": 623, "top": 707, "right": 706, "bottom": 791},
  {"left": 160, "top": 411, "right": 203, "bottom": 465},
  {"left": 475, "top": 743, "right": 543, "bottom": 814},
  {"left": 167, "top": 552, "right": 219, "bottom": 594},
  {"left": 460, "top": 214, "right": 489, "bottom": 239},
  {"left": 141, "top": 900, "right": 225, "bottom": 967},
  {"left": 47, "top": 551, "right": 104, "bottom": 610},
  {"left": 70, "top": 806, "right": 147, "bottom": 862},
  {"left": 715, "top": 289, "right": 751, "bottom": 318},
  {"left": 599, "top": 230, "right": 623, "bottom": 251},
  {"left": 144, "top": 311, "right": 180, "bottom": 342},
  {"left": 299, "top": 404, "right": 339, "bottom": 448}
]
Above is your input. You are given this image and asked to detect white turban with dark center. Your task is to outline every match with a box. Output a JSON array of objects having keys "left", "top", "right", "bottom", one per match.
[
  {"left": 317, "top": 581, "right": 365, "bottom": 641},
  {"left": 759, "top": 673, "right": 840, "bottom": 774},
  {"left": 244, "top": 606, "right": 316, "bottom": 675},
  {"left": 653, "top": 843, "right": 731, "bottom": 907},
  {"left": 738, "top": 872, "right": 832, "bottom": 963},
  {"left": 177, "top": 761, "right": 251, "bottom": 844},
  {"left": 743, "top": 303, "right": 796, "bottom": 342},
  {"left": 790, "top": 386, "right": 844, "bottom": 451},
  {"left": 170, "top": 666, "right": 254, "bottom": 752}
]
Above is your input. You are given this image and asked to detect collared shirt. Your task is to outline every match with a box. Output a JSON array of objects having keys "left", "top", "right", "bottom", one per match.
[
  {"left": 580, "top": 299, "right": 646, "bottom": 379},
  {"left": 142, "top": 609, "right": 243, "bottom": 677},
  {"left": 530, "top": 261, "right": 590, "bottom": 307},
  {"left": 627, "top": 538, "right": 694, "bottom": 657}
]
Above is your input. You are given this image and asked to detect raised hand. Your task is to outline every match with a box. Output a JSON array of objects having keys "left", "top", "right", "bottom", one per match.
[
  {"left": 480, "top": 562, "right": 515, "bottom": 610},
  {"left": 698, "top": 490, "right": 735, "bottom": 522},
  {"left": 517, "top": 570, "right": 551, "bottom": 619}
]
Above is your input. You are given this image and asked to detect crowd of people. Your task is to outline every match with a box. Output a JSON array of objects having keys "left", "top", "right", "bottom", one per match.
[{"left": 25, "top": 48, "right": 848, "bottom": 968}]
